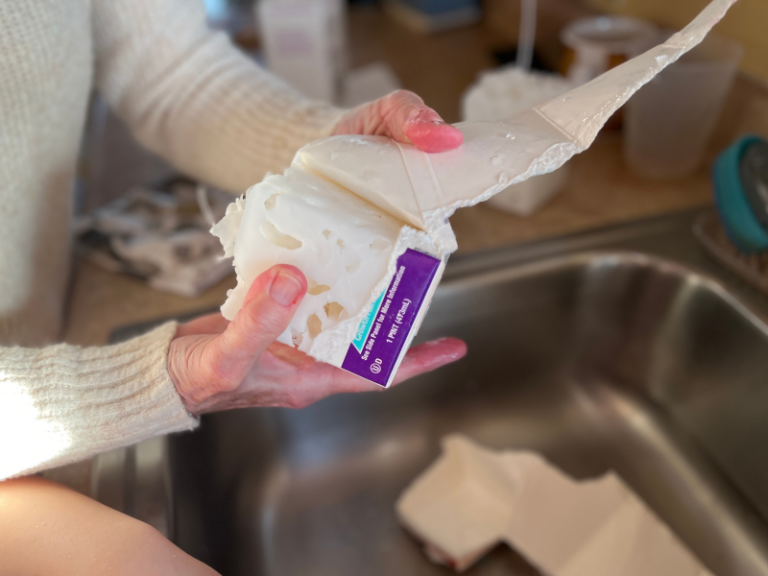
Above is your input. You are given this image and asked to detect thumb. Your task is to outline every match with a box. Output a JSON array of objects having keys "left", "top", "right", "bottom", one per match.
[
  {"left": 168, "top": 265, "right": 306, "bottom": 412},
  {"left": 215, "top": 265, "right": 307, "bottom": 376}
]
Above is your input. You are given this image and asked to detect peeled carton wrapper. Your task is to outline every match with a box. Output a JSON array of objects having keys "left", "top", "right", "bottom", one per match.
[
  {"left": 212, "top": 0, "right": 736, "bottom": 386},
  {"left": 396, "top": 435, "right": 715, "bottom": 575}
]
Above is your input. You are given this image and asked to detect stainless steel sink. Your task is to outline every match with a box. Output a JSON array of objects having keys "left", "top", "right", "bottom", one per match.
[{"left": 96, "top": 209, "right": 768, "bottom": 576}]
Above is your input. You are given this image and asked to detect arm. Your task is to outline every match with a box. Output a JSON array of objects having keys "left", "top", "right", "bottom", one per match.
[
  {"left": 0, "top": 323, "right": 196, "bottom": 481},
  {"left": 0, "top": 266, "right": 462, "bottom": 481},
  {"left": 0, "top": 267, "right": 461, "bottom": 481},
  {"left": 92, "top": 0, "right": 344, "bottom": 193},
  {"left": 91, "top": 0, "right": 464, "bottom": 193},
  {"left": 0, "top": 0, "right": 464, "bottom": 480},
  {"left": 0, "top": 476, "right": 217, "bottom": 576}
]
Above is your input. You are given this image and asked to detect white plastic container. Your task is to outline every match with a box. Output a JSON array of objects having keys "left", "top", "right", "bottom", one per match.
[
  {"left": 257, "top": 0, "right": 346, "bottom": 103},
  {"left": 561, "top": 16, "right": 659, "bottom": 85},
  {"left": 624, "top": 34, "right": 743, "bottom": 180}
]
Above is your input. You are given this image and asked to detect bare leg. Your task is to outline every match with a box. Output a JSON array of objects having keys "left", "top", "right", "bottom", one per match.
[{"left": 0, "top": 476, "right": 219, "bottom": 576}]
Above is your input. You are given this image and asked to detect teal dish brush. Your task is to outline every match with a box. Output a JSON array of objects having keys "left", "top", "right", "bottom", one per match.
[{"left": 713, "top": 135, "right": 768, "bottom": 253}]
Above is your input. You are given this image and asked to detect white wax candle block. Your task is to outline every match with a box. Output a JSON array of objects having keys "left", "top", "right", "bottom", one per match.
[
  {"left": 560, "top": 498, "right": 711, "bottom": 576},
  {"left": 396, "top": 434, "right": 714, "bottom": 575},
  {"left": 214, "top": 164, "right": 444, "bottom": 378},
  {"left": 213, "top": 0, "right": 736, "bottom": 385},
  {"left": 500, "top": 457, "right": 630, "bottom": 575},
  {"left": 396, "top": 435, "right": 517, "bottom": 566}
]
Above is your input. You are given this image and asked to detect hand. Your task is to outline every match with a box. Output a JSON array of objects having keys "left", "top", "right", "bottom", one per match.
[
  {"left": 168, "top": 265, "right": 466, "bottom": 414},
  {"left": 334, "top": 90, "right": 463, "bottom": 153}
]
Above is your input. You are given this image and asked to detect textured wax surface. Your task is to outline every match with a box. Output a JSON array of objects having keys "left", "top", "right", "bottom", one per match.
[{"left": 218, "top": 168, "right": 404, "bottom": 354}]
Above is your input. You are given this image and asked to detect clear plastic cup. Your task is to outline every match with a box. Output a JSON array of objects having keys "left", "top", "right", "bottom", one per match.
[{"left": 623, "top": 34, "right": 743, "bottom": 180}]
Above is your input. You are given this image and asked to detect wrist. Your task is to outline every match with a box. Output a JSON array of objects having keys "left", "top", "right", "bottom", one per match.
[{"left": 167, "top": 334, "right": 217, "bottom": 415}]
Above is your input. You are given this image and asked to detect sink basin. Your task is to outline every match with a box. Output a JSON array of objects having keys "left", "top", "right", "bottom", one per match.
[{"left": 97, "top": 210, "right": 768, "bottom": 576}]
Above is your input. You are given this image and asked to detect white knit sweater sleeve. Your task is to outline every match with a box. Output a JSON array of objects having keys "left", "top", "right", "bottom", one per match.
[
  {"left": 0, "top": 322, "right": 197, "bottom": 481},
  {"left": 92, "top": 0, "right": 346, "bottom": 194}
]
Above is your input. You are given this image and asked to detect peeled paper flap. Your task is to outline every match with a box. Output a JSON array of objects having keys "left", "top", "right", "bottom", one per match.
[{"left": 297, "top": 0, "right": 735, "bottom": 231}]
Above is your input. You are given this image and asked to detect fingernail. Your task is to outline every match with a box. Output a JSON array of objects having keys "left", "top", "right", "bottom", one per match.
[
  {"left": 407, "top": 107, "right": 443, "bottom": 125},
  {"left": 270, "top": 271, "right": 303, "bottom": 307}
]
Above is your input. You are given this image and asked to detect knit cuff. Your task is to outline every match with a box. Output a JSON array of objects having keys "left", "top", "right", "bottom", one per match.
[
  {"left": 282, "top": 101, "right": 347, "bottom": 153},
  {"left": 202, "top": 91, "right": 347, "bottom": 193},
  {"left": 0, "top": 322, "right": 198, "bottom": 480}
]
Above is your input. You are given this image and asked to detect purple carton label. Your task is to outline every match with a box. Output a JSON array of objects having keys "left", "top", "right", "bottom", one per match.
[{"left": 342, "top": 249, "right": 441, "bottom": 387}]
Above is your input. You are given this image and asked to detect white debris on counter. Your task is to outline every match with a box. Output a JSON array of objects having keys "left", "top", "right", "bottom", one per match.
[
  {"left": 396, "top": 435, "right": 714, "bottom": 576},
  {"left": 462, "top": 68, "right": 576, "bottom": 124},
  {"left": 76, "top": 179, "right": 234, "bottom": 297}
]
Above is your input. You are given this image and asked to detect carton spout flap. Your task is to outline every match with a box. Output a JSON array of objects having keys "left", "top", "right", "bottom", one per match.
[{"left": 295, "top": 0, "right": 735, "bottom": 231}]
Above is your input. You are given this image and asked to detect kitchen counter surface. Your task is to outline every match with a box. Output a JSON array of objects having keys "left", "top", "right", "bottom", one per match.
[{"left": 64, "top": 6, "right": 764, "bottom": 347}]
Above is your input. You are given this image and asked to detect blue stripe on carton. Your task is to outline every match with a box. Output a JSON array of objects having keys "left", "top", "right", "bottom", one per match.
[{"left": 352, "top": 289, "right": 386, "bottom": 353}]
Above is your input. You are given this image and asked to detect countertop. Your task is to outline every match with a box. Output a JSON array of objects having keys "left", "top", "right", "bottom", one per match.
[{"left": 63, "top": 6, "right": 765, "bottom": 347}]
